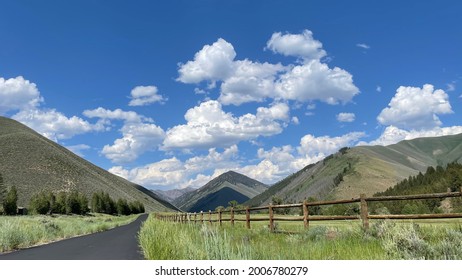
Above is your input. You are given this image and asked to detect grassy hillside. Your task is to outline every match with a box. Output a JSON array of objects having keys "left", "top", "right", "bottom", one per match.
[
  {"left": 246, "top": 134, "right": 462, "bottom": 207},
  {"left": 173, "top": 171, "right": 268, "bottom": 212},
  {"left": 0, "top": 117, "right": 177, "bottom": 212}
]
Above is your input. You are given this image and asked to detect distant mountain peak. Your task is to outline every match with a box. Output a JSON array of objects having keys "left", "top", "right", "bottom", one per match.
[{"left": 173, "top": 170, "right": 268, "bottom": 212}]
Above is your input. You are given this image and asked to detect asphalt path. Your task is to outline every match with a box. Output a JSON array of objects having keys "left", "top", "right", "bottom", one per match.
[{"left": 0, "top": 214, "right": 148, "bottom": 260}]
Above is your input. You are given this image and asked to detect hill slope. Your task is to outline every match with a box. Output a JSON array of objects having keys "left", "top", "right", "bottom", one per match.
[
  {"left": 246, "top": 134, "right": 462, "bottom": 207},
  {"left": 0, "top": 116, "right": 177, "bottom": 212},
  {"left": 173, "top": 171, "right": 268, "bottom": 212}
]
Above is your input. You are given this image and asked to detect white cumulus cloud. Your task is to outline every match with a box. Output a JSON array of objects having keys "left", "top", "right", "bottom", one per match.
[
  {"left": 128, "top": 85, "right": 166, "bottom": 106},
  {"left": 337, "top": 112, "right": 356, "bottom": 123},
  {"left": 266, "top": 30, "right": 327, "bottom": 60},
  {"left": 298, "top": 132, "right": 366, "bottom": 159},
  {"left": 84, "top": 108, "right": 165, "bottom": 163},
  {"left": 162, "top": 100, "right": 289, "bottom": 150},
  {"left": 275, "top": 60, "right": 359, "bottom": 104},
  {"left": 13, "top": 108, "right": 105, "bottom": 141},
  {"left": 177, "top": 38, "right": 236, "bottom": 84},
  {"left": 177, "top": 31, "right": 359, "bottom": 106},
  {"left": 0, "top": 76, "right": 43, "bottom": 114},
  {"left": 377, "top": 84, "right": 452, "bottom": 130}
]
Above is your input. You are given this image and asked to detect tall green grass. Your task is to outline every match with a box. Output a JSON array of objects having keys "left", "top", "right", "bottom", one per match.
[
  {"left": 0, "top": 214, "right": 139, "bottom": 253},
  {"left": 139, "top": 216, "right": 462, "bottom": 260}
]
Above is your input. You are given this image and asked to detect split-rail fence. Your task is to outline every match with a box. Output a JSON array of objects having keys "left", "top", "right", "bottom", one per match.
[{"left": 156, "top": 188, "right": 462, "bottom": 231}]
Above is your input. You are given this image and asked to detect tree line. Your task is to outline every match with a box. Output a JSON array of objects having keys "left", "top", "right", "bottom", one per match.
[
  {"left": 369, "top": 162, "right": 462, "bottom": 215},
  {"left": 0, "top": 172, "right": 144, "bottom": 216}
]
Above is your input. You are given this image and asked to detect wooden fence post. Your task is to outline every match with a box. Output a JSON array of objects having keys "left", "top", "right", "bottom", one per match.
[
  {"left": 230, "top": 207, "right": 235, "bottom": 227},
  {"left": 303, "top": 200, "right": 309, "bottom": 229},
  {"left": 200, "top": 211, "right": 204, "bottom": 223},
  {"left": 269, "top": 204, "right": 274, "bottom": 232},
  {"left": 360, "top": 193, "right": 369, "bottom": 230},
  {"left": 246, "top": 206, "right": 251, "bottom": 229},
  {"left": 209, "top": 210, "right": 212, "bottom": 225},
  {"left": 218, "top": 209, "right": 222, "bottom": 226}
]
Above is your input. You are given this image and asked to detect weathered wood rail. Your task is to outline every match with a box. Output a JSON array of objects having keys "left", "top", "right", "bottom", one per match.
[{"left": 155, "top": 189, "right": 462, "bottom": 231}]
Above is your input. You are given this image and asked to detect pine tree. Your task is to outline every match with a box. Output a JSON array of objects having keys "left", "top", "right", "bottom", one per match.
[{"left": 3, "top": 186, "right": 18, "bottom": 215}]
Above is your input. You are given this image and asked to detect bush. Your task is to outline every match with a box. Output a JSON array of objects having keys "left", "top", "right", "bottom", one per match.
[
  {"left": 29, "top": 191, "right": 51, "bottom": 214},
  {"left": 53, "top": 192, "right": 67, "bottom": 214},
  {"left": 2, "top": 186, "right": 18, "bottom": 215},
  {"left": 129, "top": 200, "right": 145, "bottom": 214},
  {"left": 116, "top": 198, "right": 131, "bottom": 216}
]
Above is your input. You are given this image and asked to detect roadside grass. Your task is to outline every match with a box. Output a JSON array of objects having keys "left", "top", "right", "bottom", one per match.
[
  {"left": 139, "top": 215, "right": 462, "bottom": 260},
  {"left": 0, "top": 214, "right": 139, "bottom": 253}
]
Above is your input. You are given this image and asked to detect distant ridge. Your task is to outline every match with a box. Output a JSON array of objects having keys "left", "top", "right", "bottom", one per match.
[
  {"left": 153, "top": 187, "right": 195, "bottom": 203},
  {"left": 0, "top": 116, "right": 178, "bottom": 212},
  {"left": 173, "top": 170, "right": 268, "bottom": 212},
  {"left": 246, "top": 133, "right": 462, "bottom": 207}
]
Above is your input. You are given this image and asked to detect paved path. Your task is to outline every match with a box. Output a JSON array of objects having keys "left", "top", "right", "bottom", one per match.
[{"left": 0, "top": 214, "right": 148, "bottom": 260}]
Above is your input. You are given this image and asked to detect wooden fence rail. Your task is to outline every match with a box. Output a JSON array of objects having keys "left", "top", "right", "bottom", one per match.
[{"left": 155, "top": 188, "right": 462, "bottom": 232}]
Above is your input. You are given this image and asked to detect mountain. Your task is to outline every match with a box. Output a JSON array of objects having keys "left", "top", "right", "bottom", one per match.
[
  {"left": 0, "top": 116, "right": 178, "bottom": 212},
  {"left": 152, "top": 187, "right": 195, "bottom": 203},
  {"left": 173, "top": 171, "right": 268, "bottom": 212},
  {"left": 246, "top": 133, "right": 462, "bottom": 207}
]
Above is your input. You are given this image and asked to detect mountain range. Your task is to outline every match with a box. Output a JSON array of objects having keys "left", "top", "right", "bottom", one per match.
[
  {"left": 246, "top": 133, "right": 462, "bottom": 207},
  {"left": 152, "top": 187, "right": 195, "bottom": 203},
  {"left": 173, "top": 170, "right": 268, "bottom": 212},
  {"left": 0, "top": 116, "right": 177, "bottom": 212},
  {"left": 3, "top": 114, "right": 462, "bottom": 214}
]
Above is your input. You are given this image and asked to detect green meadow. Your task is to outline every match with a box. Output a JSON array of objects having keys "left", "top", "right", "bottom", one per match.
[{"left": 139, "top": 215, "right": 462, "bottom": 260}]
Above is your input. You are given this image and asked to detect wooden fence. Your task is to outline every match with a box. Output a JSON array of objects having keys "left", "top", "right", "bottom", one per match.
[{"left": 155, "top": 188, "right": 462, "bottom": 231}]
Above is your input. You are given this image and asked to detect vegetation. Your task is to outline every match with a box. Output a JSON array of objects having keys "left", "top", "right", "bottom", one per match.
[
  {"left": 29, "top": 190, "right": 89, "bottom": 215},
  {"left": 370, "top": 162, "right": 462, "bottom": 214},
  {"left": 0, "top": 214, "right": 139, "bottom": 253},
  {"left": 28, "top": 190, "right": 145, "bottom": 216},
  {"left": 91, "top": 191, "right": 145, "bottom": 215},
  {"left": 2, "top": 186, "right": 18, "bottom": 215},
  {"left": 140, "top": 216, "right": 462, "bottom": 260}
]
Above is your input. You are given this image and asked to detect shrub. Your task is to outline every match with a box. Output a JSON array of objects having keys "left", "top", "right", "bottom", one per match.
[
  {"left": 29, "top": 191, "right": 51, "bottom": 214},
  {"left": 2, "top": 186, "right": 18, "bottom": 215},
  {"left": 53, "top": 192, "right": 68, "bottom": 214},
  {"left": 129, "top": 200, "right": 145, "bottom": 214},
  {"left": 116, "top": 198, "right": 131, "bottom": 216}
]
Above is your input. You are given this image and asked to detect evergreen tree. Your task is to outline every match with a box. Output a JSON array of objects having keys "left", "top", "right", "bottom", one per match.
[
  {"left": 29, "top": 191, "right": 52, "bottom": 214},
  {"left": 116, "top": 198, "right": 130, "bottom": 215},
  {"left": 3, "top": 186, "right": 18, "bottom": 215}
]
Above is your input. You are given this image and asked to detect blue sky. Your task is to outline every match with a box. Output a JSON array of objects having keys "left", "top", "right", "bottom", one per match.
[{"left": 1, "top": 0, "right": 461, "bottom": 190}]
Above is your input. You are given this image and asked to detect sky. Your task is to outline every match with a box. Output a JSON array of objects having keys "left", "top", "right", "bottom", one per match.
[{"left": 1, "top": 0, "right": 462, "bottom": 191}]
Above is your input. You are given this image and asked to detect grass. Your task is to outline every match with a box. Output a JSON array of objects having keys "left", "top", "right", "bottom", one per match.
[
  {"left": 139, "top": 215, "right": 462, "bottom": 260},
  {"left": 0, "top": 213, "right": 139, "bottom": 253}
]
